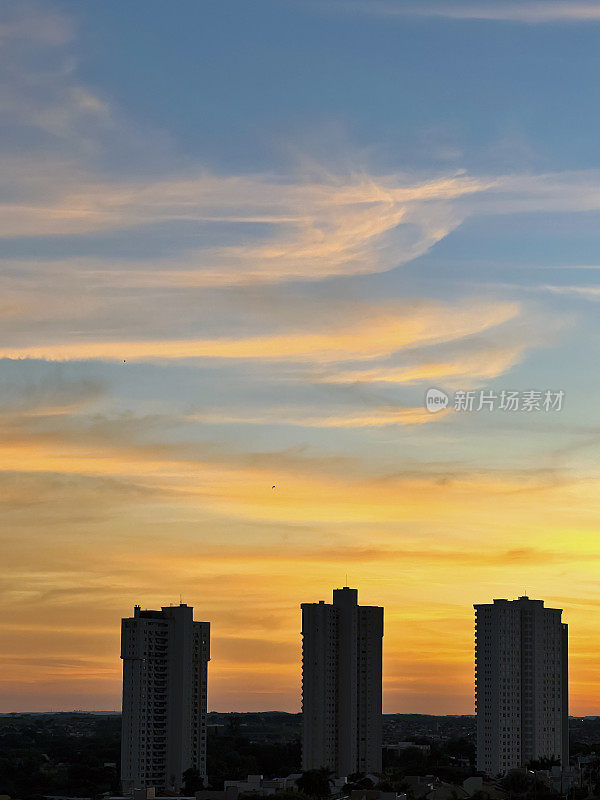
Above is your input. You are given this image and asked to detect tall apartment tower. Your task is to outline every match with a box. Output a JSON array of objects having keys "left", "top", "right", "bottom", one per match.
[
  {"left": 474, "top": 596, "right": 568, "bottom": 776},
  {"left": 301, "top": 587, "right": 384, "bottom": 777},
  {"left": 120, "top": 603, "right": 210, "bottom": 793}
]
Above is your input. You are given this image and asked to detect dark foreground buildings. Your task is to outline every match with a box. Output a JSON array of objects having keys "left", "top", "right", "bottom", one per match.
[
  {"left": 301, "top": 587, "right": 384, "bottom": 776},
  {"left": 121, "top": 603, "right": 210, "bottom": 792},
  {"left": 475, "top": 595, "right": 568, "bottom": 775}
]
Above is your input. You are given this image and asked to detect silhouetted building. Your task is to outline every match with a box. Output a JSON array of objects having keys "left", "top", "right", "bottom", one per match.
[
  {"left": 121, "top": 603, "right": 210, "bottom": 793},
  {"left": 474, "top": 596, "right": 568, "bottom": 775},
  {"left": 301, "top": 587, "right": 384, "bottom": 776}
]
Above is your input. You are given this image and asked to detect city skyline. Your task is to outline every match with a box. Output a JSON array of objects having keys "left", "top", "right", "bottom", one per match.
[
  {"left": 0, "top": 591, "right": 579, "bottom": 718},
  {"left": 4, "top": 0, "right": 600, "bottom": 719}
]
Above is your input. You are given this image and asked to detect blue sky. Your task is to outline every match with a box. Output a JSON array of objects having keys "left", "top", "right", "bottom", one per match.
[
  {"left": 73, "top": 0, "right": 600, "bottom": 171},
  {"left": 3, "top": 0, "right": 600, "bottom": 713}
]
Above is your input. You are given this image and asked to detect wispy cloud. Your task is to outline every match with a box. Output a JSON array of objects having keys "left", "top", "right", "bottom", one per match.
[
  {"left": 5, "top": 166, "right": 600, "bottom": 306},
  {"left": 543, "top": 284, "right": 600, "bottom": 299},
  {"left": 415, "top": 2, "right": 600, "bottom": 23},
  {"left": 188, "top": 404, "right": 450, "bottom": 428},
  {"left": 320, "top": 343, "right": 527, "bottom": 384},
  {"left": 0, "top": 399, "right": 586, "bottom": 526},
  {"left": 0, "top": 298, "right": 518, "bottom": 363},
  {"left": 0, "top": 375, "right": 106, "bottom": 416},
  {"left": 0, "top": 169, "right": 484, "bottom": 294},
  {"left": 0, "top": 4, "right": 74, "bottom": 47},
  {"left": 0, "top": 4, "right": 113, "bottom": 156},
  {"left": 332, "top": 1, "right": 600, "bottom": 24}
]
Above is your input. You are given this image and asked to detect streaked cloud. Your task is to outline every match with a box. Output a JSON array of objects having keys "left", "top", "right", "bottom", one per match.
[
  {"left": 188, "top": 405, "right": 450, "bottom": 428},
  {"left": 5, "top": 166, "right": 600, "bottom": 310},
  {"left": 415, "top": 2, "right": 600, "bottom": 23},
  {"left": 321, "top": 342, "right": 527, "bottom": 384},
  {"left": 0, "top": 298, "right": 518, "bottom": 363},
  {"left": 542, "top": 284, "right": 600, "bottom": 300},
  {"left": 0, "top": 375, "right": 106, "bottom": 416},
  {"left": 0, "top": 400, "right": 591, "bottom": 526},
  {"left": 330, "top": 1, "right": 600, "bottom": 23}
]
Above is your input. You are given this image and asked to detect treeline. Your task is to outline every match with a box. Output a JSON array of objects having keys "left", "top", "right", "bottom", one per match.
[
  {"left": 206, "top": 734, "right": 301, "bottom": 789},
  {"left": 0, "top": 715, "right": 121, "bottom": 798}
]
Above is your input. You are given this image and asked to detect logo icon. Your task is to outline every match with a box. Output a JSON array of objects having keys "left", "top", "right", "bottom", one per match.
[{"left": 425, "top": 388, "right": 449, "bottom": 413}]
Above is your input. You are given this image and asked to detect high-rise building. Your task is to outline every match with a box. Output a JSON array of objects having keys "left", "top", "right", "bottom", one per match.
[
  {"left": 120, "top": 603, "right": 210, "bottom": 793},
  {"left": 474, "top": 596, "right": 568, "bottom": 776},
  {"left": 301, "top": 587, "right": 384, "bottom": 777}
]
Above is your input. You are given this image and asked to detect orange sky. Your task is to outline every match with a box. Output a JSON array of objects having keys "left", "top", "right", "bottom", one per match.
[{"left": 2, "top": 394, "right": 600, "bottom": 714}]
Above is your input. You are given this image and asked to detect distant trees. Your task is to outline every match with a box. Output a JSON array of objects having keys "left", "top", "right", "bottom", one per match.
[
  {"left": 207, "top": 734, "right": 301, "bottom": 788},
  {"left": 183, "top": 767, "right": 205, "bottom": 794},
  {"left": 0, "top": 714, "right": 121, "bottom": 798},
  {"left": 382, "top": 738, "right": 475, "bottom": 787},
  {"left": 296, "top": 768, "right": 334, "bottom": 798},
  {"left": 501, "top": 770, "right": 560, "bottom": 800},
  {"left": 527, "top": 756, "right": 561, "bottom": 771},
  {"left": 239, "top": 793, "right": 307, "bottom": 800}
]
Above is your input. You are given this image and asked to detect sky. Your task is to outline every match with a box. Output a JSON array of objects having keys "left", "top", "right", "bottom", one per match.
[{"left": 3, "top": 0, "right": 600, "bottom": 715}]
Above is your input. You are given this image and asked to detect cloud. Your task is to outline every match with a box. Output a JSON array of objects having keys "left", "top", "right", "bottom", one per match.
[
  {"left": 145, "top": 541, "right": 600, "bottom": 568},
  {"left": 0, "top": 4, "right": 113, "bottom": 156},
  {"left": 330, "top": 1, "right": 600, "bottom": 23},
  {"left": 0, "top": 298, "right": 518, "bottom": 363},
  {"left": 0, "top": 402, "right": 587, "bottom": 525},
  {"left": 0, "top": 169, "right": 483, "bottom": 296},
  {"left": 417, "top": 2, "right": 600, "bottom": 23},
  {"left": 5, "top": 166, "right": 600, "bottom": 302},
  {"left": 0, "top": 163, "right": 485, "bottom": 235},
  {"left": 542, "top": 285, "right": 600, "bottom": 300},
  {"left": 320, "top": 342, "right": 527, "bottom": 384},
  {"left": 0, "top": 4, "right": 74, "bottom": 47},
  {"left": 0, "top": 375, "right": 106, "bottom": 416},
  {"left": 0, "top": 471, "right": 161, "bottom": 526},
  {"left": 189, "top": 404, "right": 450, "bottom": 428}
]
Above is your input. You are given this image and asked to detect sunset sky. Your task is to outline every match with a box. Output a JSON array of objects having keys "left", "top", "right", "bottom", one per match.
[{"left": 4, "top": 0, "right": 600, "bottom": 715}]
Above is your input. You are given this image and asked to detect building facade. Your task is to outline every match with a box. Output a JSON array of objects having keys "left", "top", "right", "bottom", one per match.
[
  {"left": 474, "top": 596, "right": 568, "bottom": 776},
  {"left": 121, "top": 603, "right": 210, "bottom": 793},
  {"left": 301, "top": 587, "right": 384, "bottom": 776}
]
